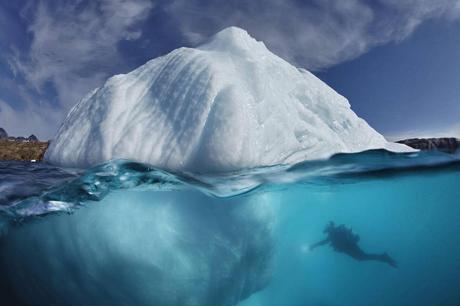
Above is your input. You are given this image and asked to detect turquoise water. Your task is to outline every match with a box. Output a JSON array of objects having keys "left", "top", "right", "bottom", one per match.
[
  {"left": 1, "top": 150, "right": 460, "bottom": 305},
  {"left": 242, "top": 171, "right": 460, "bottom": 306}
]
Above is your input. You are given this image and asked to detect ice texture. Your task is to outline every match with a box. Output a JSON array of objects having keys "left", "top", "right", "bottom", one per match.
[
  {"left": 46, "top": 27, "right": 410, "bottom": 172},
  {"left": 0, "top": 190, "right": 276, "bottom": 306}
]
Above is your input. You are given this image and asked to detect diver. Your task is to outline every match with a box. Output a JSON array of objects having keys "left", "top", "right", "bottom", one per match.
[{"left": 310, "top": 221, "right": 398, "bottom": 268}]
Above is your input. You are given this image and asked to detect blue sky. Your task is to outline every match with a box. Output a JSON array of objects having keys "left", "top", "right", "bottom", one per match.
[{"left": 0, "top": 0, "right": 459, "bottom": 140}]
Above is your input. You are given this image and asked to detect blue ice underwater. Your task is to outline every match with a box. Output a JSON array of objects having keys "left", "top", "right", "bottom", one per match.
[{"left": 1, "top": 150, "right": 460, "bottom": 306}]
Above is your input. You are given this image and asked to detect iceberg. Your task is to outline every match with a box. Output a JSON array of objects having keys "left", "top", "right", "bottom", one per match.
[
  {"left": 46, "top": 27, "right": 410, "bottom": 172},
  {"left": 0, "top": 187, "right": 276, "bottom": 306}
]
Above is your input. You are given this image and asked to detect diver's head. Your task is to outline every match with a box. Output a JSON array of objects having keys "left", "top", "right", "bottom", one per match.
[{"left": 323, "top": 221, "right": 335, "bottom": 233}]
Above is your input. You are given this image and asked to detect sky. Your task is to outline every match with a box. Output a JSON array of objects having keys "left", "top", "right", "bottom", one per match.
[{"left": 0, "top": 0, "right": 459, "bottom": 140}]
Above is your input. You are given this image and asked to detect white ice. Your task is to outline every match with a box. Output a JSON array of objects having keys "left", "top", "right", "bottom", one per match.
[{"left": 46, "top": 27, "right": 411, "bottom": 172}]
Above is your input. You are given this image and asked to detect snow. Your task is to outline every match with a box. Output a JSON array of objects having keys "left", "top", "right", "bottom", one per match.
[{"left": 46, "top": 26, "right": 411, "bottom": 172}]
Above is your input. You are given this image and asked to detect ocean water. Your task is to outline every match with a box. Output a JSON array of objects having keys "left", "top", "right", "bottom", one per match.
[{"left": 1, "top": 150, "right": 460, "bottom": 306}]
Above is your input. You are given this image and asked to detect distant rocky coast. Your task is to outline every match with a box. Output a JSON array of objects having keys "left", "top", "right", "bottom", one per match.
[
  {"left": 0, "top": 127, "right": 48, "bottom": 161},
  {"left": 397, "top": 137, "right": 460, "bottom": 153}
]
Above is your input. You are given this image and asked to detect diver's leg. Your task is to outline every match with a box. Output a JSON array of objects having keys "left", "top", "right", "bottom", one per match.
[
  {"left": 346, "top": 246, "right": 398, "bottom": 268},
  {"left": 376, "top": 252, "right": 398, "bottom": 268},
  {"left": 346, "top": 246, "right": 369, "bottom": 261},
  {"left": 355, "top": 252, "right": 398, "bottom": 268}
]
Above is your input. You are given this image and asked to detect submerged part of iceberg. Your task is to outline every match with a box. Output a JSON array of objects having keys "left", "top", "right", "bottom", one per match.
[
  {"left": 46, "top": 27, "right": 410, "bottom": 172},
  {"left": 0, "top": 189, "right": 276, "bottom": 306}
]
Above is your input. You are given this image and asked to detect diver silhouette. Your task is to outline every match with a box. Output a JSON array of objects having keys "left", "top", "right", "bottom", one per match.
[{"left": 310, "top": 221, "right": 398, "bottom": 268}]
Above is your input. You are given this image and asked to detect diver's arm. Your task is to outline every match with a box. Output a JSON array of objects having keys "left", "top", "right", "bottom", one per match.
[{"left": 309, "top": 238, "right": 330, "bottom": 251}]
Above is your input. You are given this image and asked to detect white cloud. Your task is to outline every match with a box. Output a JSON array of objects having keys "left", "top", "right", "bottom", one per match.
[
  {"left": 168, "top": 0, "right": 460, "bottom": 70},
  {"left": 3, "top": 0, "right": 154, "bottom": 139},
  {"left": 9, "top": 0, "right": 155, "bottom": 109}
]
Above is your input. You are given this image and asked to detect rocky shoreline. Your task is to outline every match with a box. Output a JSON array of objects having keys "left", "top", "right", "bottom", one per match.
[
  {"left": 0, "top": 140, "right": 49, "bottom": 161},
  {"left": 0, "top": 128, "right": 48, "bottom": 161},
  {"left": 396, "top": 137, "right": 460, "bottom": 153}
]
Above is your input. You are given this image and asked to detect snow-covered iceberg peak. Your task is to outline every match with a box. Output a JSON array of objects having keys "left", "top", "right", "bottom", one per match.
[
  {"left": 46, "top": 26, "right": 410, "bottom": 172},
  {"left": 199, "top": 26, "right": 268, "bottom": 54}
]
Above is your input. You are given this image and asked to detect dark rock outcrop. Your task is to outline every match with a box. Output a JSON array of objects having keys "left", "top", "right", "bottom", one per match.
[
  {"left": 28, "top": 134, "right": 39, "bottom": 142},
  {"left": 0, "top": 128, "right": 40, "bottom": 142},
  {"left": 397, "top": 137, "right": 460, "bottom": 153},
  {"left": 0, "top": 128, "right": 7, "bottom": 139}
]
